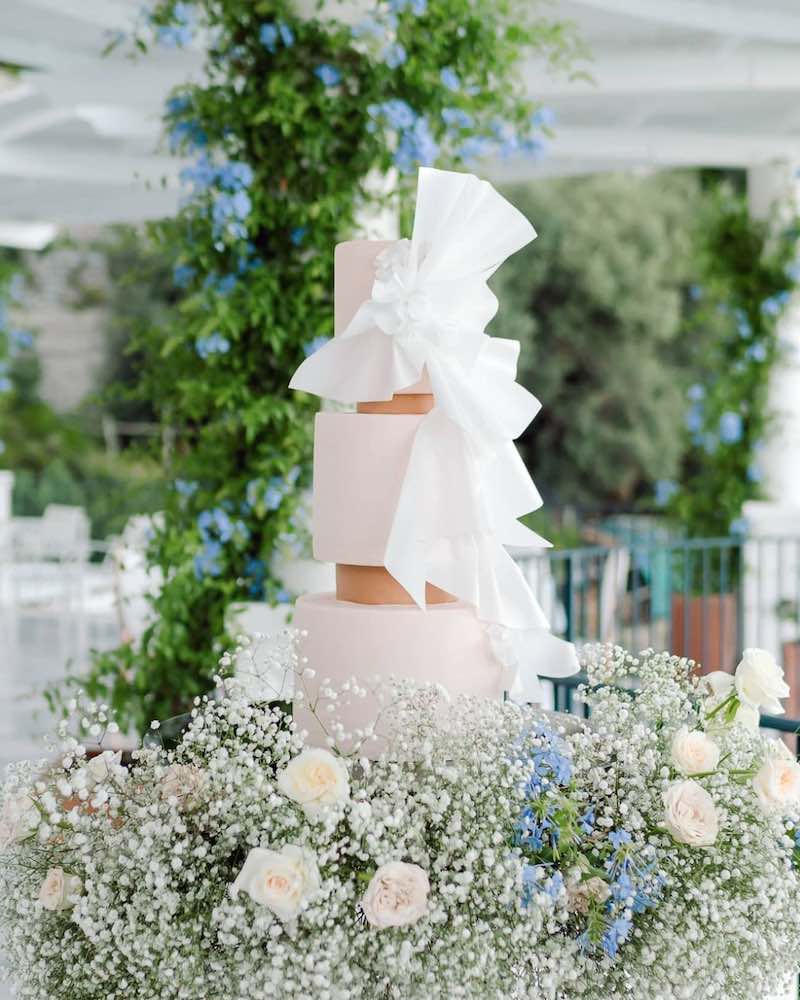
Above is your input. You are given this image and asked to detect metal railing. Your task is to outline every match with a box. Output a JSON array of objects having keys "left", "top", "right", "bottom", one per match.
[
  {"left": 552, "top": 674, "right": 800, "bottom": 756},
  {"left": 517, "top": 530, "right": 800, "bottom": 682}
]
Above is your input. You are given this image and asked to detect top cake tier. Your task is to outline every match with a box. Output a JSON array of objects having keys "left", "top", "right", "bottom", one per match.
[{"left": 334, "top": 240, "right": 432, "bottom": 397}]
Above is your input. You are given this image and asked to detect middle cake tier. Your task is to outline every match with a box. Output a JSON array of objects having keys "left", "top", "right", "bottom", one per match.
[{"left": 313, "top": 411, "right": 423, "bottom": 567}]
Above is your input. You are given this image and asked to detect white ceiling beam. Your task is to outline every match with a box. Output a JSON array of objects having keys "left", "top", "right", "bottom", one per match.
[
  {"left": 526, "top": 48, "right": 800, "bottom": 96},
  {"left": 0, "top": 145, "right": 182, "bottom": 185},
  {"left": 18, "top": 0, "right": 137, "bottom": 31},
  {"left": 571, "top": 0, "right": 800, "bottom": 44},
  {"left": 491, "top": 126, "right": 800, "bottom": 180}
]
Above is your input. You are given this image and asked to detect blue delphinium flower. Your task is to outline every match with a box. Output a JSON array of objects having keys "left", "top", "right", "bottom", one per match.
[
  {"left": 655, "top": 479, "right": 678, "bottom": 507},
  {"left": 382, "top": 41, "right": 407, "bottom": 67},
  {"left": 719, "top": 410, "right": 743, "bottom": 444},
  {"left": 761, "top": 290, "right": 791, "bottom": 316},
  {"left": 458, "top": 134, "right": 492, "bottom": 164},
  {"left": 216, "top": 274, "right": 237, "bottom": 295},
  {"left": 196, "top": 332, "right": 231, "bottom": 359},
  {"left": 442, "top": 107, "right": 472, "bottom": 130},
  {"left": 369, "top": 98, "right": 416, "bottom": 131},
  {"left": 602, "top": 916, "right": 633, "bottom": 959},
  {"left": 290, "top": 226, "right": 308, "bottom": 246},
  {"left": 175, "top": 479, "right": 198, "bottom": 499},
  {"left": 198, "top": 507, "right": 234, "bottom": 543},
  {"left": 173, "top": 264, "right": 196, "bottom": 288},
  {"left": 608, "top": 829, "right": 632, "bottom": 852},
  {"left": 686, "top": 401, "right": 704, "bottom": 436},
  {"left": 394, "top": 116, "right": 439, "bottom": 173},
  {"left": 179, "top": 153, "right": 216, "bottom": 190},
  {"left": 217, "top": 161, "right": 254, "bottom": 191},
  {"left": 687, "top": 383, "right": 705, "bottom": 402},
  {"left": 315, "top": 64, "right": 342, "bottom": 87},
  {"left": 194, "top": 539, "right": 222, "bottom": 580},
  {"left": 245, "top": 557, "right": 266, "bottom": 599},
  {"left": 157, "top": 2, "right": 195, "bottom": 48},
  {"left": 9, "top": 329, "right": 33, "bottom": 352},
  {"left": 276, "top": 588, "right": 293, "bottom": 604},
  {"left": 440, "top": 67, "right": 460, "bottom": 91},
  {"left": 531, "top": 106, "right": 556, "bottom": 129},
  {"left": 170, "top": 120, "right": 207, "bottom": 154},
  {"left": 303, "top": 335, "right": 330, "bottom": 357},
  {"left": 746, "top": 341, "right": 767, "bottom": 362},
  {"left": 747, "top": 463, "right": 762, "bottom": 483}
]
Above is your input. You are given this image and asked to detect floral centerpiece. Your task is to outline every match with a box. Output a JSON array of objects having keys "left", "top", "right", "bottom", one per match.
[{"left": 2, "top": 641, "right": 800, "bottom": 999}]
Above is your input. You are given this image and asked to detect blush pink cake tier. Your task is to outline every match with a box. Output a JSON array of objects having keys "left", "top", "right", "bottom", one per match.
[{"left": 292, "top": 239, "right": 507, "bottom": 749}]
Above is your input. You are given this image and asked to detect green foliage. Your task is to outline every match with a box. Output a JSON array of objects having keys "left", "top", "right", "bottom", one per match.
[
  {"left": 78, "top": 0, "right": 583, "bottom": 733},
  {"left": 490, "top": 172, "right": 704, "bottom": 509},
  {"left": 666, "top": 187, "right": 798, "bottom": 537}
]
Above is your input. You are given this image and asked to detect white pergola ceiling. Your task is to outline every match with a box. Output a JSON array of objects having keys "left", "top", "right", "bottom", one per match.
[{"left": 1, "top": 0, "right": 800, "bottom": 237}]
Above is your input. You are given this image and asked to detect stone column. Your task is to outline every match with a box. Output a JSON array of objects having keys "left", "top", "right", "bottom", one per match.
[{"left": 742, "top": 164, "right": 800, "bottom": 669}]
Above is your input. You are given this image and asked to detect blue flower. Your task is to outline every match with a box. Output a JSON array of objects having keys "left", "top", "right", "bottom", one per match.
[
  {"left": 686, "top": 401, "right": 704, "bottom": 435},
  {"left": 166, "top": 94, "right": 191, "bottom": 117},
  {"left": 730, "top": 517, "right": 748, "bottom": 536},
  {"left": 688, "top": 283, "right": 704, "bottom": 301},
  {"left": 303, "top": 335, "right": 330, "bottom": 357},
  {"left": 442, "top": 107, "right": 473, "bottom": 130},
  {"left": 170, "top": 120, "right": 207, "bottom": 155},
  {"left": 687, "top": 383, "right": 705, "bottom": 402},
  {"left": 579, "top": 806, "right": 595, "bottom": 835},
  {"left": 394, "top": 116, "right": 439, "bottom": 173},
  {"left": 458, "top": 135, "right": 492, "bottom": 164},
  {"left": 9, "top": 329, "right": 33, "bottom": 352},
  {"left": 245, "top": 556, "right": 266, "bottom": 598},
  {"left": 531, "top": 106, "right": 556, "bottom": 128},
  {"left": 260, "top": 23, "right": 279, "bottom": 51},
  {"left": 194, "top": 539, "right": 222, "bottom": 579},
  {"left": 761, "top": 290, "right": 790, "bottom": 317},
  {"left": 217, "top": 161, "right": 254, "bottom": 190},
  {"left": 747, "top": 463, "right": 762, "bottom": 483},
  {"left": 0, "top": 377, "right": 11, "bottom": 393},
  {"left": 314, "top": 64, "right": 342, "bottom": 87},
  {"left": 290, "top": 226, "right": 308, "bottom": 246},
  {"left": 179, "top": 153, "right": 215, "bottom": 190},
  {"left": 382, "top": 42, "right": 407, "bottom": 67},
  {"left": 601, "top": 916, "right": 632, "bottom": 959},
  {"left": 175, "top": 479, "right": 198, "bottom": 498},
  {"left": 216, "top": 274, "right": 237, "bottom": 295},
  {"left": 157, "top": 2, "right": 195, "bottom": 48},
  {"left": 440, "top": 67, "right": 460, "bottom": 91},
  {"left": 370, "top": 98, "right": 416, "bottom": 131},
  {"left": 276, "top": 588, "right": 292, "bottom": 604},
  {"left": 196, "top": 332, "right": 231, "bottom": 358},
  {"left": 719, "top": 410, "right": 743, "bottom": 444},
  {"left": 608, "top": 829, "right": 632, "bottom": 851},
  {"left": 746, "top": 341, "right": 767, "bottom": 362},
  {"left": 390, "top": 0, "right": 427, "bottom": 11},
  {"left": 173, "top": 264, "right": 196, "bottom": 288},
  {"left": 654, "top": 479, "right": 678, "bottom": 507}
]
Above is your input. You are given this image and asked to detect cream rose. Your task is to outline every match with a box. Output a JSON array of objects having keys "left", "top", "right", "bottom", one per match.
[
  {"left": 662, "top": 780, "right": 719, "bottom": 847},
  {"left": 670, "top": 728, "right": 721, "bottom": 776},
  {"left": 85, "top": 750, "right": 122, "bottom": 785},
  {"left": 38, "top": 868, "right": 83, "bottom": 912},
  {"left": 230, "top": 845, "right": 320, "bottom": 920},
  {"left": 752, "top": 755, "right": 800, "bottom": 813},
  {"left": 0, "top": 793, "right": 40, "bottom": 851},
  {"left": 361, "top": 861, "right": 430, "bottom": 929},
  {"left": 734, "top": 648, "right": 790, "bottom": 715},
  {"left": 277, "top": 748, "right": 349, "bottom": 816},
  {"left": 567, "top": 876, "right": 611, "bottom": 915},
  {"left": 159, "top": 763, "right": 206, "bottom": 807}
]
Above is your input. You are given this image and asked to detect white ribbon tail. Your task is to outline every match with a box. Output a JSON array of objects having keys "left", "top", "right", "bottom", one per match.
[{"left": 505, "top": 629, "right": 581, "bottom": 704}]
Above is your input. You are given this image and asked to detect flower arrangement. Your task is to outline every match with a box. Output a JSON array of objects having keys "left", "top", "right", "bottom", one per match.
[{"left": 3, "top": 640, "right": 800, "bottom": 999}]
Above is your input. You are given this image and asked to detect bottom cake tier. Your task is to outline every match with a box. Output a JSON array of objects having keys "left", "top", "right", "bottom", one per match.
[{"left": 292, "top": 592, "right": 505, "bottom": 751}]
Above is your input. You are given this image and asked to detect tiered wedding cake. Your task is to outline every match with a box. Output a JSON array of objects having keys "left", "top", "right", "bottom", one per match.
[{"left": 290, "top": 168, "right": 577, "bottom": 746}]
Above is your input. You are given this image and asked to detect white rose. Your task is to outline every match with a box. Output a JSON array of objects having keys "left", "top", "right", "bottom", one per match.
[
  {"left": 276, "top": 749, "right": 349, "bottom": 817},
  {"left": 0, "top": 793, "right": 40, "bottom": 850},
  {"left": 86, "top": 750, "right": 122, "bottom": 785},
  {"left": 752, "top": 755, "right": 800, "bottom": 813},
  {"left": 670, "top": 728, "right": 721, "bottom": 776},
  {"left": 230, "top": 845, "right": 320, "bottom": 920},
  {"left": 38, "top": 868, "right": 83, "bottom": 912},
  {"left": 662, "top": 780, "right": 719, "bottom": 847},
  {"left": 734, "top": 648, "right": 790, "bottom": 715},
  {"left": 734, "top": 701, "right": 761, "bottom": 733},
  {"left": 361, "top": 861, "right": 430, "bottom": 929},
  {"left": 704, "top": 671, "right": 734, "bottom": 700},
  {"left": 159, "top": 763, "right": 206, "bottom": 807}
]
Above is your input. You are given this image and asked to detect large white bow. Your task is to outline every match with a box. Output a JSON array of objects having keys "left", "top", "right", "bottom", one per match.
[{"left": 290, "top": 167, "right": 578, "bottom": 694}]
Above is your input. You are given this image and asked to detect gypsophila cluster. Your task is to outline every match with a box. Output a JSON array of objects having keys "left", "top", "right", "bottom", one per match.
[{"left": 2, "top": 641, "right": 800, "bottom": 999}]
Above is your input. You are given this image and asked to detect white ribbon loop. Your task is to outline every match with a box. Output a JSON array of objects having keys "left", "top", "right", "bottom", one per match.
[{"left": 289, "top": 166, "right": 579, "bottom": 694}]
